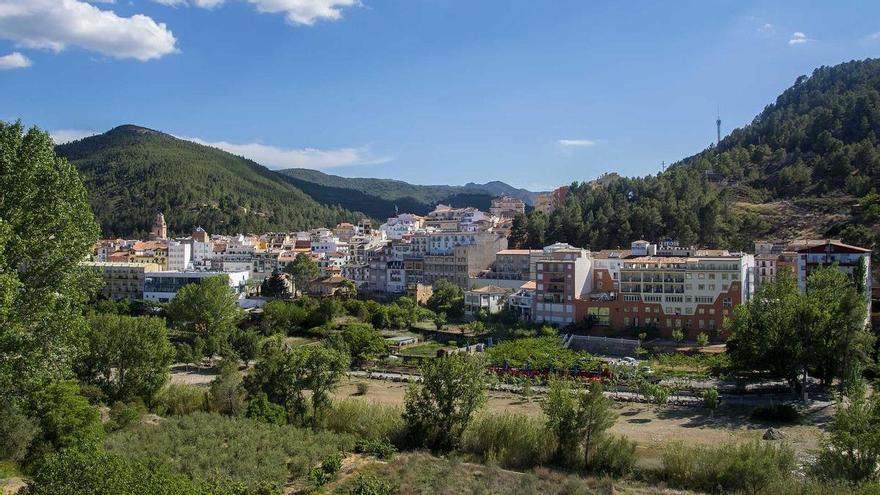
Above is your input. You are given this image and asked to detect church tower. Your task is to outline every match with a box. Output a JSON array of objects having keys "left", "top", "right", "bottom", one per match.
[{"left": 151, "top": 212, "right": 168, "bottom": 240}]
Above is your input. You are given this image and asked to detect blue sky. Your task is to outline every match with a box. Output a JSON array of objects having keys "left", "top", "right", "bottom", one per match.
[{"left": 1, "top": 1, "right": 879, "bottom": 190}]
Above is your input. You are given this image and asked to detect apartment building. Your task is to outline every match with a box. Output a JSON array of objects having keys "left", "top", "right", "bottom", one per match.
[
  {"left": 489, "top": 196, "right": 526, "bottom": 218},
  {"left": 168, "top": 240, "right": 192, "bottom": 271},
  {"left": 574, "top": 246, "right": 755, "bottom": 338},
  {"left": 533, "top": 245, "right": 592, "bottom": 325},
  {"left": 422, "top": 234, "right": 507, "bottom": 288},
  {"left": 129, "top": 240, "right": 169, "bottom": 270},
  {"left": 83, "top": 261, "right": 160, "bottom": 300},
  {"left": 464, "top": 285, "right": 508, "bottom": 315}
]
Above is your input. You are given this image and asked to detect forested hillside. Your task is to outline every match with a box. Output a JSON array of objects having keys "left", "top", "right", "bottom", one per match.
[
  {"left": 56, "top": 126, "right": 364, "bottom": 237},
  {"left": 510, "top": 58, "right": 880, "bottom": 258}
]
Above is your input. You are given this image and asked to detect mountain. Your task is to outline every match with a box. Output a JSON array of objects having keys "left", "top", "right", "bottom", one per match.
[
  {"left": 510, "top": 58, "right": 880, "bottom": 261},
  {"left": 278, "top": 169, "right": 498, "bottom": 217},
  {"left": 463, "top": 180, "right": 540, "bottom": 205},
  {"left": 56, "top": 125, "right": 364, "bottom": 237}
]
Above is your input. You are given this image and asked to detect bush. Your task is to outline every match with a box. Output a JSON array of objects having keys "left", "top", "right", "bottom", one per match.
[
  {"left": 106, "top": 412, "right": 354, "bottom": 488},
  {"left": 245, "top": 393, "right": 288, "bottom": 426},
  {"left": 461, "top": 413, "right": 555, "bottom": 469},
  {"left": 107, "top": 400, "right": 147, "bottom": 431},
  {"left": 355, "top": 439, "right": 397, "bottom": 459},
  {"left": 702, "top": 388, "right": 719, "bottom": 411},
  {"left": 0, "top": 400, "right": 38, "bottom": 463},
  {"left": 591, "top": 435, "right": 637, "bottom": 477},
  {"left": 751, "top": 404, "right": 799, "bottom": 423},
  {"left": 355, "top": 382, "right": 369, "bottom": 396},
  {"left": 660, "top": 440, "right": 796, "bottom": 493},
  {"left": 639, "top": 381, "right": 671, "bottom": 405},
  {"left": 349, "top": 473, "right": 396, "bottom": 495},
  {"left": 309, "top": 452, "right": 343, "bottom": 487},
  {"left": 324, "top": 399, "right": 405, "bottom": 444},
  {"left": 153, "top": 384, "right": 207, "bottom": 416}
]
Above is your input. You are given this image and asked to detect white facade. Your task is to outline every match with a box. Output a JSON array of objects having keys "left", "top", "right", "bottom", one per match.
[
  {"left": 168, "top": 241, "right": 192, "bottom": 271},
  {"left": 143, "top": 270, "right": 249, "bottom": 303}
]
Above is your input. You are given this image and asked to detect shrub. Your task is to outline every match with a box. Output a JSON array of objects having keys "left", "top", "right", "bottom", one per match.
[
  {"left": 751, "top": 404, "right": 799, "bottom": 423},
  {"left": 208, "top": 369, "right": 248, "bottom": 416},
  {"left": 639, "top": 381, "right": 671, "bottom": 405},
  {"left": 671, "top": 329, "right": 684, "bottom": 343},
  {"left": 324, "top": 399, "right": 405, "bottom": 444},
  {"left": 153, "top": 384, "right": 207, "bottom": 416},
  {"left": 696, "top": 332, "right": 710, "bottom": 346},
  {"left": 461, "top": 413, "right": 555, "bottom": 469},
  {"left": 309, "top": 452, "right": 343, "bottom": 487},
  {"left": 349, "top": 473, "right": 396, "bottom": 495},
  {"left": 355, "top": 439, "right": 397, "bottom": 459},
  {"left": 356, "top": 382, "right": 369, "bottom": 396},
  {"left": 0, "top": 400, "right": 39, "bottom": 463},
  {"left": 245, "top": 393, "right": 287, "bottom": 426},
  {"left": 660, "top": 440, "right": 796, "bottom": 494},
  {"left": 702, "top": 388, "right": 719, "bottom": 411},
  {"left": 107, "top": 400, "right": 147, "bottom": 431},
  {"left": 591, "top": 435, "right": 637, "bottom": 477},
  {"left": 106, "top": 412, "right": 355, "bottom": 488}
]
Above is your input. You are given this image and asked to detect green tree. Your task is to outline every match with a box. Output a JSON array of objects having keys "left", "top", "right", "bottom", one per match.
[
  {"left": 244, "top": 337, "right": 350, "bottom": 426},
  {"left": 260, "top": 300, "right": 308, "bottom": 336},
  {"left": 427, "top": 279, "right": 464, "bottom": 319},
  {"left": 542, "top": 379, "right": 616, "bottom": 469},
  {"left": 330, "top": 323, "right": 387, "bottom": 366},
  {"left": 813, "top": 381, "right": 880, "bottom": 484},
  {"left": 284, "top": 253, "right": 320, "bottom": 296},
  {"left": 76, "top": 314, "right": 174, "bottom": 404},
  {"left": 507, "top": 214, "right": 529, "bottom": 248},
  {"left": 208, "top": 367, "right": 248, "bottom": 416},
  {"left": 403, "top": 354, "right": 487, "bottom": 451},
  {"left": 30, "top": 381, "right": 104, "bottom": 460},
  {"left": 0, "top": 121, "right": 99, "bottom": 409},
  {"left": 260, "top": 270, "right": 290, "bottom": 299},
  {"left": 432, "top": 312, "right": 447, "bottom": 331},
  {"left": 166, "top": 275, "right": 243, "bottom": 342}
]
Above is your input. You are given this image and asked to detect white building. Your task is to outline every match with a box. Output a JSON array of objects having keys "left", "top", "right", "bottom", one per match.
[
  {"left": 143, "top": 270, "right": 249, "bottom": 303},
  {"left": 168, "top": 240, "right": 192, "bottom": 271}
]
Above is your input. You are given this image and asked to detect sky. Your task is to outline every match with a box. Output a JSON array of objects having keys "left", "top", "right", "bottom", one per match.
[{"left": 1, "top": 1, "right": 879, "bottom": 191}]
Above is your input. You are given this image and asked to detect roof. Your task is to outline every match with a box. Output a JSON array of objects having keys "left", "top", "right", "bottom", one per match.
[
  {"left": 519, "top": 280, "right": 536, "bottom": 290},
  {"left": 496, "top": 249, "right": 539, "bottom": 255},
  {"left": 132, "top": 240, "right": 167, "bottom": 251},
  {"left": 788, "top": 239, "right": 872, "bottom": 254},
  {"left": 592, "top": 249, "right": 633, "bottom": 259},
  {"left": 468, "top": 285, "right": 508, "bottom": 295}
]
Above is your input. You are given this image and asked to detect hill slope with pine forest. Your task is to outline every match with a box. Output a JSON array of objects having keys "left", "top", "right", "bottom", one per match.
[
  {"left": 56, "top": 126, "right": 365, "bottom": 237},
  {"left": 509, "top": 58, "right": 880, "bottom": 265}
]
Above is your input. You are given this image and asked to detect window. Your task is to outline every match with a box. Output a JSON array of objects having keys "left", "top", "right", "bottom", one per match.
[
  {"left": 723, "top": 298, "right": 732, "bottom": 308},
  {"left": 709, "top": 308, "right": 716, "bottom": 315}
]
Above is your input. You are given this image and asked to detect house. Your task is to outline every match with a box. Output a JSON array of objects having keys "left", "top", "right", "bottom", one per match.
[
  {"left": 464, "top": 285, "right": 509, "bottom": 315},
  {"left": 309, "top": 275, "right": 353, "bottom": 297}
]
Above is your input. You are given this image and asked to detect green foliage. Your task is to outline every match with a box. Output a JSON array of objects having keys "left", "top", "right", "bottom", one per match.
[
  {"left": 153, "top": 384, "right": 207, "bottom": 416},
  {"left": 208, "top": 368, "right": 248, "bottom": 416},
  {"left": 638, "top": 381, "right": 671, "bottom": 405},
  {"left": 355, "top": 438, "right": 397, "bottom": 460},
  {"left": 486, "top": 336, "right": 588, "bottom": 370},
  {"left": 26, "top": 446, "right": 200, "bottom": 495},
  {"left": 696, "top": 332, "right": 709, "bottom": 346},
  {"left": 260, "top": 300, "right": 309, "bottom": 336},
  {"left": 403, "top": 354, "right": 487, "bottom": 451},
  {"left": 813, "top": 383, "right": 880, "bottom": 484},
  {"left": 283, "top": 253, "right": 320, "bottom": 295},
  {"left": 309, "top": 452, "right": 343, "bottom": 488},
  {"left": 355, "top": 382, "right": 369, "bottom": 395},
  {"left": 0, "top": 121, "right": 99, "bottom": 413},
  {"left": 702, "top": 388, "right": 720, "bottom": 411},
  {"left": 461, "top": 413, "right": 555, "bottom": 469},
  {"left": 347, "top": 473, "right": 397, "bottom": 495},
  {"left": 106, "top": 412, "right": 355, "bottom": 489},
  {"left": 77, "top": 314, "right": 174, "bottom": 404},
  {"left": 106, "top": 400, "right": 147, "bottom": 432},
  {"left": 166, "top": 275, "right": 244, "bottom": 342},
  {"left": 329, "top": 323, "right": 387, "bottom": 365},
  {"left": 323, "top": 399, "right": 405, "bottom": 444},
  {"left": 591, "top": 435, "right": 637, "bottom": 477},
  {"left": 727, "top": 267, "right": 873, "bottom": 389},
  {"left": 260, "top": 271, "right": 290, "bottom": 299},
  {"left": 426, "top": 280, "right": 465, "bottom": 319},
  {"left": 244, "top": 337, "right": 350, "bottom": 426},
  {"left": 541, "top": 380, "right": 616, "bottom": 470},
  {"left": 671, "top": 329, "right": 684, "bottom": 343},
  {"left": 56, "top": 125, "right": 361, "bottom": 237},
  {"left": 245, "top": 393, "right": 287, "bottom": 426},
  {"left": 660, "top": 440, "right": 797, "bottom": 494},
  {"left": 0, "top": 399, "right": 39, "bottom": 463},
  {"left": 29, "top": 381, "right": 104, "bottom": 461}
]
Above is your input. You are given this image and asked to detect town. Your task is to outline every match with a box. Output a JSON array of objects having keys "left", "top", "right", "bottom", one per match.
[{"left": 86, "top": 195, "right": 874, "bottom": 340}]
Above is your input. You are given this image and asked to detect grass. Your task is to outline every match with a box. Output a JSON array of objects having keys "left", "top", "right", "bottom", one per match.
[
  {"left": 105, "top": 412, "right": 355, "bottom": 490},
  {"left": 461, "top": 412, "right": 555, "bottom": 470},
  {"left": 394, "top": 341, "right": 447, "bottom": 359},
  {"left": 323, "top": 399, "right": 405, "bottom": 444}
]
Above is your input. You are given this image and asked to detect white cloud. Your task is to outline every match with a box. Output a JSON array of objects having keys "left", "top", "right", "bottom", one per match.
[
  {"left": 788, "top": 32, "right": 811, "bottom": 45},
  {"left": 0, "top": 0, "right": 178, "bottom": 61},
  {"left": 558, "top": 139, "right": 596, "bottom": 148},
  {"left": 154, "top": 0, "right": 358, "bottom": 25},
  {"left": 759, "top": 23, "right": 775, "bottom": 35},
  {"left": 50, "top": 129, "right": 100, "bottom": 144},
  {"left": 869, "top": 32, "right": 880, "bottom": 41},
  {"left": 0, "top": 51, "right": 31, "bottom": 69},
  {"left": 182, "top": 136, "right": 392, "bottom": 169}
]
